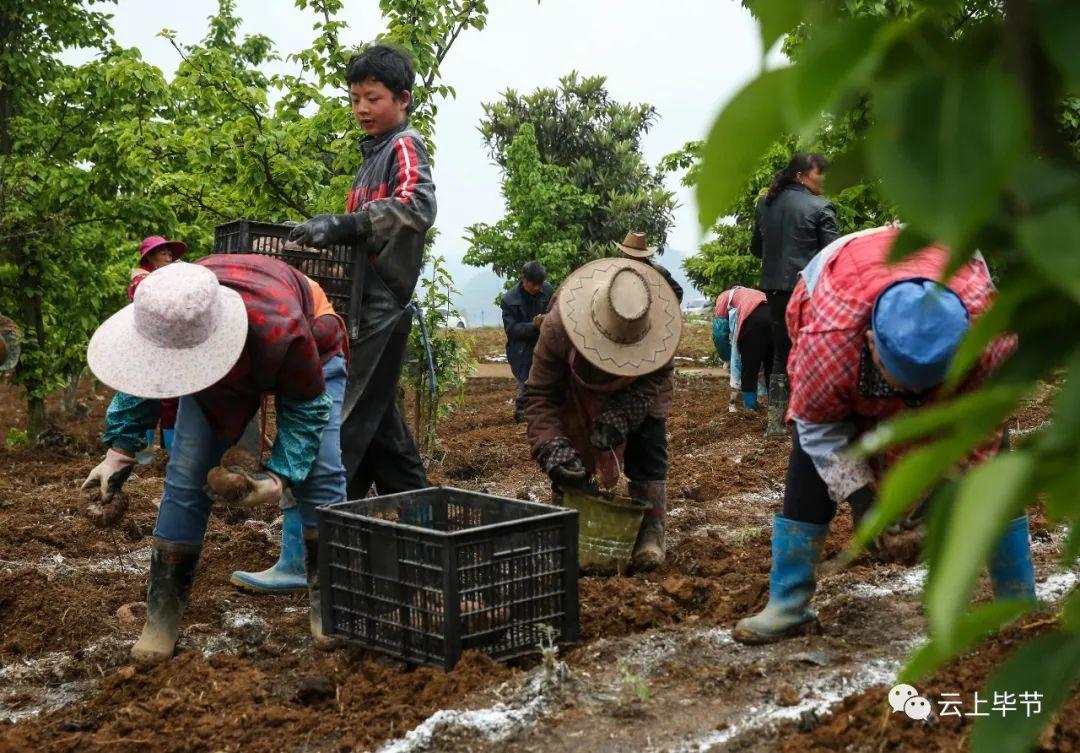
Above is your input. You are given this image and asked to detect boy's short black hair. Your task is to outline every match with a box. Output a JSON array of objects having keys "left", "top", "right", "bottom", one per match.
[
  {"left": 522, "top": 261, "right": 547, "bottom": 284},
  {"left": 346, "top": 44, "right": 416, "bottom": 105}
]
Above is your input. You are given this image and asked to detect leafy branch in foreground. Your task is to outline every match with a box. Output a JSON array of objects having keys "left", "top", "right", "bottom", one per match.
[{"left": 698, "top": 1, "right": 1078, "bottom": 749}]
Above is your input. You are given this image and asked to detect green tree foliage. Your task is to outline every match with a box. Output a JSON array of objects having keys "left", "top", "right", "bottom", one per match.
[
  {"left": 0, "top": 0, "right": 487, "bottom": 438},
  {"left": 464, "top": 124, "right": 596, "bottom": 286},
  {"left": 465, "top": 73, "right": 675, "bottom": 284},
  {"left": 0, "top": 0, "right": 174, "bottom": 434},
  {"left": 699, "top": 2, "right": 1079, "bottom": 749},
  {"left": 669, "top": 106, "right": 893, "bottom": 297},
  {"left": 404, "top": 256, "right": 474, "bottom": 455}
]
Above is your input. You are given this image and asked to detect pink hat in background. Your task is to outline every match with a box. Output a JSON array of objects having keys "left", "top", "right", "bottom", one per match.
[
  {"left": 138, "top": 235, "right": 187, "bottom": 261},
  {"left": 87, "top": 263, "right": 249, "bottom": 399}
]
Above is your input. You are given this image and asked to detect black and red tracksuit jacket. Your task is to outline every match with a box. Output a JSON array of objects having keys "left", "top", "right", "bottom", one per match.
[{"left": 346, "top": 121, "right": 436, "bottom": 305}]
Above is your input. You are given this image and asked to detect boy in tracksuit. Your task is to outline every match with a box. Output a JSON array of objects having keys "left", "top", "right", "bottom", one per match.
[{"left": 241, "top": 45, "right": 435, "bottom": 594}]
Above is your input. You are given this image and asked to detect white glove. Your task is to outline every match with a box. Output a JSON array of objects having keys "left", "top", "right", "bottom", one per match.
[{"left": 81, "top": 449, "right": 136, "bottom": 503}]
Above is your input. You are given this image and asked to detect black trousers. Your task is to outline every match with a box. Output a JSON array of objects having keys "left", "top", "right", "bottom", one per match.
[
  {"left": 736, "top": 305, "right": 774, "bottom": 394},
  {"left": 346, "top": 403, "right": 428, "bottom": 499},
  {"left": 765, "top": 290, "right": 793, "bottom": 377},
  {"left": 624, "top": 415, "right": 668, "bottom": 483},
  {"left": 782, "top": 428, "right": 835, "bottom": 525},
  {"left": 341, "top": 331, "right": 429, "bottom": 499}
]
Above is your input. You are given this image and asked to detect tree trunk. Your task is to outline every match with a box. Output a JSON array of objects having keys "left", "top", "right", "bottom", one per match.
[
  {"left": 27, "top": 396, "right": 46, "bottom": 438},
  {"left": 20, "top": 285, "right": 47, "bottom": 438},
  {"left": 62, "top": 371, "right": 82, "bottom": 414}
]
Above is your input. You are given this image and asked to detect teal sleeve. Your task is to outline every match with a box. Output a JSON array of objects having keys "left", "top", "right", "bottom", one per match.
[
  {"left": 265, "top": 390, "right": 332, "bottom": 485},
  {"left": 712, "top": 315, "right": 732, "bottom": 362},
  {"left": 101, "top": 392, "right": 160, "bottom": 453}
]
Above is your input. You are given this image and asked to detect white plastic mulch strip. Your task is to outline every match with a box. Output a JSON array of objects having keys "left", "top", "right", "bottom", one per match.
[
  {"left": 377, "top": 670, "right": 555, "bottom": 753},
  {"left": 0, "top": 546, "right": 152, "bottom": 577},
  {"left": 680, "top": 655, "right": 908, "bottom": 752}
]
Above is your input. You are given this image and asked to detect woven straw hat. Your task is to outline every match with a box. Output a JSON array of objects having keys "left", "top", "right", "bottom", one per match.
[
  {"left": 87, "top": 262, "right": 249, "bottom": 399},
  {"left": 558, "top": 257, "right": 681, "bottom": 377},
  {"left": 612, "top": 230, "right": 658, "bottom": 259}
]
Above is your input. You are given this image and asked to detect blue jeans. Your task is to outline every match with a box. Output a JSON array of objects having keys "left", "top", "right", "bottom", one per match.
[{"left": 154, "top": 355, "right": 348, "bottom": 544}]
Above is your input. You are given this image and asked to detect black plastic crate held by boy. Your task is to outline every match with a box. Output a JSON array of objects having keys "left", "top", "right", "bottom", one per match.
[
  {"left": 317, "top": 486, "right": 580, "bottom": 669},
  {"left": 213, "top": 218, "right": 365, "bottom": 338}
]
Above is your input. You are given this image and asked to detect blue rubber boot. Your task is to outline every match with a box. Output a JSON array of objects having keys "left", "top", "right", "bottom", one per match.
[
  {"left": 989, "top": 514, "right": 1036, "bottom": 601},
  {"left": 742, "top": 391, "right": 759, "bottom": 410},
  {"left": 733, "top": 516, "right": 829, "bottom": 644},
  {"left": 162, "top": 429, "right": 175, "bottom": 454},
  {"left": 229, "top": 505, "right": 307, "bottom": 592},
  {"left": 145, "top": 429, "right": 158, "bottom": 448}
]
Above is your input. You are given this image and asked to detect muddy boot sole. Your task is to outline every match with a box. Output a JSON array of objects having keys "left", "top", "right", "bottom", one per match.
[
  {"left": 630, "top": 547, "right": 664, "bottom": 573},
  {"left": 732, "top": 617, "right": 821, "bottom": 646},
  {"left": 131, "top": 626, "right": 180, "bottom": 663},
  {"left": 229, "top": 573, "right": 308, "bottom": 593}
]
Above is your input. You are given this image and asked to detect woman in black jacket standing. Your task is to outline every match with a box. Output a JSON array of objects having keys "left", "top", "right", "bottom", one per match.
[{"left": 750, "top": 152, "right": 838, "bottom": 436}]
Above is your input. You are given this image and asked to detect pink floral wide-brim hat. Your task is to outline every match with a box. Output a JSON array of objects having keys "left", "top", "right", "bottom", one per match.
[{"left": 87, "top": 262, "right": 249, "bottom": 399}]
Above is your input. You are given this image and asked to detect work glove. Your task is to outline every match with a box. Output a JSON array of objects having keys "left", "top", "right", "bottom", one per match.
[
  {"left": 532, "top": 314, "right": 544, "bottom": 330},
  {"left": 82, "top": 449, "right": 137, "bottom": 527},
  {"left": 82, "top": 448, "right": 136, "bottom": 504},
  {"left": 288, "top": 212, "right": 371, "bottom": 249},
  {"left": 538, "top": 437, "right": 595, "bottom": 492},
  {"left": 591, "top": 387, "right": 653, "bottom": 451},
  {"left": 590, "top": 409, "right": 629, "bottom": 450},
  {"left": 205, "top": 464, "right": 285, "bottom": 508}
]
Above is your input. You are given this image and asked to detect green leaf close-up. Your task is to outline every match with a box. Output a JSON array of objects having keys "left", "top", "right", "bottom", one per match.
[
  {"left": 867, "top": 68, "right": 1028, "bottom": 252},
  {"left": 926, "top": 452, "right": 1036, "bottom": 645}
]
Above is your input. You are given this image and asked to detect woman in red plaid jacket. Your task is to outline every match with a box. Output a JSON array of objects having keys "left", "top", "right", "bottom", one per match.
[{"left": 733, "top": 225, "right": 1036, "bottom": 645}]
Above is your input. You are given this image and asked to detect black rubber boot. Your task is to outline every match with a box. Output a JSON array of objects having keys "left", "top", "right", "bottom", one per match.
[
  {"left": 302, "top": 527, "right": 341, "bottom": 649},
  {"left": 765, "top": 374, "right": 789, "bottom": 438},
  {"left": 630, "top": 481, "right": 667, "bottom": 572},
  {"left": 131, "top": 539, "right": 200, "bottom": 662}
]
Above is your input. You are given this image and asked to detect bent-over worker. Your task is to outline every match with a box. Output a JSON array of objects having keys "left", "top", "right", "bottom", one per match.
[
  {"left": 83, "top": 257, "right": 348, "bottom": 661},
  {"left": 524, "top": 258, "right": 682, "bottom": 571},
  {"left": 733, "top": 226, "right": 1035, "bottom": 645}
]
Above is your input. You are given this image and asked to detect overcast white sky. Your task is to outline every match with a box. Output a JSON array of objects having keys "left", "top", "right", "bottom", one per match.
[{"left": 94, "top": 0, "right": 770, "bottom": 269}]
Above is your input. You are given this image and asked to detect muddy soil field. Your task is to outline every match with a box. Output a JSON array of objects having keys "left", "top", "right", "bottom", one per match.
[{"left": 0, "top": 373, "right": 1073, "bottom": 752}]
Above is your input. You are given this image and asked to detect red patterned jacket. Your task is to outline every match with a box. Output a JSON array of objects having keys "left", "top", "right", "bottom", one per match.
[
  {"left": 194, "top": 255, "right": 344, "bottom": 443},
  {"left": 785, "top": 226, "right": 1014, "bottom": 500}
]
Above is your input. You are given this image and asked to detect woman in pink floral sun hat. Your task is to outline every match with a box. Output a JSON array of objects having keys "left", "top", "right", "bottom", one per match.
[
  {"left": 127, "top": 235, "right": 187, "bottom": 453},
  {"left": 83, "top": 255, "right": 348, "bottom": 663}
]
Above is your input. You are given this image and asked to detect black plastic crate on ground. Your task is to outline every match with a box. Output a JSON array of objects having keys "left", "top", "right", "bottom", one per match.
[
  {"left": 213, "top": 218, "right": 365, "bottom": 338},
  {"left": 317, "top": 486, "right": 579, "bottom": 669}
]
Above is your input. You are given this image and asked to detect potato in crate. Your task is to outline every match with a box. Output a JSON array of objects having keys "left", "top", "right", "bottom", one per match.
[
  {"left": 316, "top": 486, "right": 579, "bottom": 669},
  {"left": 213, "top": 218, "right": 365, "bottom": 338}
]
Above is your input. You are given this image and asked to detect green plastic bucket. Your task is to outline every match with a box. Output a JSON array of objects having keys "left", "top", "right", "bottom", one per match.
[{"left": 560, "top": 490, "right": 651, "bottom": 574}]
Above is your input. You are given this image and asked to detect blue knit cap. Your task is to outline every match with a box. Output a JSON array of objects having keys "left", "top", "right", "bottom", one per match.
[{"left": 871, "top": 278, "right": 970, "bottom": 391}]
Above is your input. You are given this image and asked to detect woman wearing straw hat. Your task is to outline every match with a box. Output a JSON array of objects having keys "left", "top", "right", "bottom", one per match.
[
  {"left": 81, "top": 256, "right": 348, "bottom": 661},
  {"left": 613, "top": 230, "right": 684, "bottom": 303},
  {"left": 524, "top": 257, "right": 682, "bottom": 571}
]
